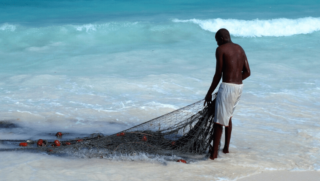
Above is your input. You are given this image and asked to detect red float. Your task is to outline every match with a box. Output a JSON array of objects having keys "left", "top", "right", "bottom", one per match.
[
  {"left": 56, "top": 132, "right": 63, "bottom": 137},
  {"left": 116, "top": 133, "right": 120, "bottom": 136},
  {"left": 65, "top": 142, "right": 71, "bottom": 145},
  {"left": 142, "top": 136, "right": 147, "bottom": 142},
  {"left": 19, "top": 142, "right": 28, "bottom": 147},
  {"left": 120, "top": 132, "right": 125, "bottom": 136},
  {"left": 171, "top": 141, "right": 176, "bottom": 146},
  {"left": 37, "top": 139, "right": 44, "bottom": 147},
  {"left": 54, "top": 140, "right": 61, "bottom": 147},
  {"left": 177, "top": 159, "right": 187, "bottom": 163},
  {"left": 77, "top": 139, "right": 83, "bottom": 142}
]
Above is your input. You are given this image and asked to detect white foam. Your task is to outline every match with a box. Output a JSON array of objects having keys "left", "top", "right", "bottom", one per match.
[
  {"left": 0, "top": 24, "right": 16, "bottom": 31},
  {"left": 74, "top": 24, "right": 97, "bottom": 32},
  {"left": 173, "top": 17, "right": 320, "bottom": 37},
  {"left": 145, "top": 101, "right": 178, "bottom": 110},
  {"left": 73, "top": 22, "right": 139, "bottom": 32}
]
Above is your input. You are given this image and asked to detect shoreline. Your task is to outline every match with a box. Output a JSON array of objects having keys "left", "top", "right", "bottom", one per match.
[{"left": 238, "top": 170, "right": 320, "bottom": 181}]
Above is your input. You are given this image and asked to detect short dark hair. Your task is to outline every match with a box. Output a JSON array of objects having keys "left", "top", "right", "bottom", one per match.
[{"left": 215, "top": 28, "right": 231, "bottom": 41}]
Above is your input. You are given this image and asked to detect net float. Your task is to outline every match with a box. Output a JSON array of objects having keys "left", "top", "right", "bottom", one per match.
[
  {"left": 142, "top": 136, "right": 147, "bottom": 141},
  {"left": 37, "top": 139, "right": 43, "bottom": 146},
  {"left": 65, "top": 142, "right": 71, "bottom": 145},
  {"left": 54, "top": 140, "right": 61, "bottom": 147},
  {"left": 56, "top": 132, "right": 63, "bottom": 137},
  {"left": 177, "top": 159, "right": 187, "bottom": 163},
  {"left": 19, "top": 142, "right": 28, "bottom": 147}
]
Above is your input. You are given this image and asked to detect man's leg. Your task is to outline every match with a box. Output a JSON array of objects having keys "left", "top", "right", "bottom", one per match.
[
  {"left": 210, "top": 123, "right": 223, "bottom": 160},
  {"left": 223, "top": 118, "right": 232, "bottom": 154}
]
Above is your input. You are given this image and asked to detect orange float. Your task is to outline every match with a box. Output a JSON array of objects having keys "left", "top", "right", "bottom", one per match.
[
  {"left": 177, "top": 159, "right": 187, "bottom": 163},
  {"left": 54, "top": 140, "right": 61, "bottom": 147},
  {"left": 142, "top": 136, "right": 147, "bottom": 142},
  {"left": 19, "top": 142, "right": 28, "bottom": 147},
  {"left": 37, "top": 139, "right": 44, "bottom": 147},
  {"left": 56, "top": 132, "right": 63, "bottom": 137}
]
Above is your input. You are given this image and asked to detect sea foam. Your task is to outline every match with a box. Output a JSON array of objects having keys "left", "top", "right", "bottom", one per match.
[
  {"left": 173, "top": 17, "right": 320, "bottom": 37},
  {"left": 0, "top": 24, "right": 16, "bottom": 31}
]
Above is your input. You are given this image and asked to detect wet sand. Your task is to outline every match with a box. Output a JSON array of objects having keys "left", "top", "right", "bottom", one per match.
[{"left": 239, "top": 171, "right": 320, "bottom": 181}]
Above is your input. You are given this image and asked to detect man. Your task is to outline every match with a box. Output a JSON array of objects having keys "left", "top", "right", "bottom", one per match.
[{"left": 204, "top": 28, "right": 251, "bottom": 160}]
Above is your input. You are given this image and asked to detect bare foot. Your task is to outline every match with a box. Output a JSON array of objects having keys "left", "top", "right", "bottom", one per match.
[
  {"left": 209, "top": 151, "right": 218, "bottom": 160},
  {"left": 223, "top": 147, "right": 229, "bottom": 154},
  {"left": 209, "top": 150, "right": 217, "bottom": 160}
]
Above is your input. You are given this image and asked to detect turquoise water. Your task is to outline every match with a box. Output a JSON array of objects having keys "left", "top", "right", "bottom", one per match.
[
  {"left": 0, "top": 0, "right": 320, "bottom": 180},
  {"left": 1, "top": 0, "right": 320, "bottom": 24}
]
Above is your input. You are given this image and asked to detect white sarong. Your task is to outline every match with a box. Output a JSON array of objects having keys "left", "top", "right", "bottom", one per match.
[{"left": 214, "top": 82, "right": 243, "bottom": 127}]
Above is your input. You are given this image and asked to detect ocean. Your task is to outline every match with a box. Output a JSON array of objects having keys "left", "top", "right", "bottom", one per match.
[{"left": 0, "top": 0, "right": 320, "bottom": 180}]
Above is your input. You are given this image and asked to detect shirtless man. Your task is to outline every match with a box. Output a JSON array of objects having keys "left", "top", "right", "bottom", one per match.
[{"left": 204, "top": 28, "right": 251, "bottom": 160}]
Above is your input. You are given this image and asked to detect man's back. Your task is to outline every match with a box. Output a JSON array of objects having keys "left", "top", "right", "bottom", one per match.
[{"left": 216, "top": 43, "right": 248, "bottom": 84}]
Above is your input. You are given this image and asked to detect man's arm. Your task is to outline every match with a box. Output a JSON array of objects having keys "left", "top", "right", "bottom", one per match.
[
  {"left": 242, "top": 52, "right": 250, "bottom": 80},
  {"left": 204, "top": 47, "right": 223, "bottom": 105}
]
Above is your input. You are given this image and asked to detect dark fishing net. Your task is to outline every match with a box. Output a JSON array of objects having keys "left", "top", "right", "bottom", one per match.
[{"left": 51, "top": 95, "right": 217, "bottom": 159}]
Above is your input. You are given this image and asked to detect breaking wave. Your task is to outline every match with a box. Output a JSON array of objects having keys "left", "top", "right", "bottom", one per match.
[{"left": 173, "top": 17, "right": 320, "bottom": 37}]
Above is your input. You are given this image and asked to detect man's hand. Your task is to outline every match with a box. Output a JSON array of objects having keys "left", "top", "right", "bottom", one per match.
[{"left": 204, "top": 94, "right": 212, "bottom": 106}]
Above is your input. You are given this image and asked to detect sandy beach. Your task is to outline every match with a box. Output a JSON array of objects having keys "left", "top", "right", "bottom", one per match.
[{"left": 240, "top": 171, "right": 320, "bottom": 181}]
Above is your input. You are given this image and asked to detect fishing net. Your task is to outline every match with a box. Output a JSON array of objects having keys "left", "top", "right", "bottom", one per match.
[
  {"left": 51, "top": 95, "right": 217, "bottom": 159},
  {"left": 1, "top": 95, "right": 217, "bottom": 161}
]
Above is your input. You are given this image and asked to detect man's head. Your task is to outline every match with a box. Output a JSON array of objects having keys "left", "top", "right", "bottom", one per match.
[{"left": 215, "top": 28, "right": 231, "bottom": 46}]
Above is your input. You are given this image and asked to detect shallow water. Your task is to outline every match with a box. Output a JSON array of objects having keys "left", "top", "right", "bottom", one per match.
[{"left": 0, "top": 0, "right": 320, "bottom": 180}]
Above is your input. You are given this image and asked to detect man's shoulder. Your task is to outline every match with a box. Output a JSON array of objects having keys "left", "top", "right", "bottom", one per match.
[
  {"left": 227, "top": 43, "right": 242, "bottom": 49},
  {"left": 217, "top": 43, "right": 241, "bottom": 52},
  {"left": 218, "top": 42, "right": 238, "bottom": 48},
  {"left": 231, "top": 43, "right": 245, "bottom": 51}
]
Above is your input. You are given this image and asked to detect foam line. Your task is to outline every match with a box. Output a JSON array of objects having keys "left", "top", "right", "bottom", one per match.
[{"left": 173, "top": 17, "right": 320, "bottom": 37}]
